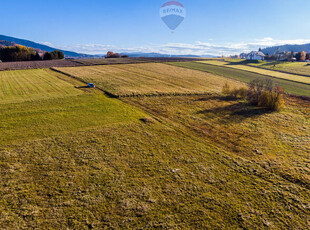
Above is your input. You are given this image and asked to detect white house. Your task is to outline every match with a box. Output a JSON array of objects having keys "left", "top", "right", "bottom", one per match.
[{"left": 247, "top": 51, "right": 265, "bottom": 60}]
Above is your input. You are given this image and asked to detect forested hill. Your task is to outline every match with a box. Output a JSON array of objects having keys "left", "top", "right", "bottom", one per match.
[
  {"left": 0, "top": 35, "right": 92, "bottom": 58},
  {"left": 262, "top": 43, "right": 310, "bottom": 54},
  {"left": 0, "top": 40, "right": 16, "bottom": 47}
]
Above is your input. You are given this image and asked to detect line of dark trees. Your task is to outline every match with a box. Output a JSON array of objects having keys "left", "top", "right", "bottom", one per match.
[{"left": 0, "top": 45, "right": 64, "bottom": 62}]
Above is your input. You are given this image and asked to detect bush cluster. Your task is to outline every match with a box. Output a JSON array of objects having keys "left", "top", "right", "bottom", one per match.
[
  {"left": 106, "top": 51, "right": 128, "bottom": 58},
  {"left": 222, "top": 79, "right": 285, "bottom": 111},
  {"left": 43, "top": 50, "right": 64, "bottom": 60}
]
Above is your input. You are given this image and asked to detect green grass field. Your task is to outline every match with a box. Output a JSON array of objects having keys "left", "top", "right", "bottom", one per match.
[
  {"left": 0, "top": 69, "right": 83, "bottom": 104},
  {"left": 226, "top": 58, "right": 310, "bottom": 77},
  {"left": 55, "top": 63, "right": 245, "bottom": 96},
  {"left": 198, "top": 60, "right": 310, "bottom": 84},
  {"left": 0, "top": 94, "right": 146, "bottom": 144},
  {"left": 1, "top": 63, "right": 310, "bottom": 229},
  {"left": 171, "top": 62, "right": 310, "bottom": 97},
  {"left": 249, "top": 61, "right": 310, "bottom": 76}
]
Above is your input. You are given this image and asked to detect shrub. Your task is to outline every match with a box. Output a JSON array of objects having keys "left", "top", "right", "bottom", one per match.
[
  {"left": 258, "top": 90, "right": 285, "bottom": 111},
  {"left": 222, "top": 83, "right": 248, "bottom": 99},
  {"left": 222, "top": 82, "right": 231, "bottom": 95},
  {"left": 272, "top": 93, "right": 285, "bottom": 111},
  {"left": 106, "top": 51, "right": 121, "bottom": 58},
  {"left": 106, "top": 51, "right": 114, "bottom": 58},
  {"left": 247, "top": 79, "right": 264, "bottom": 105},
  {"left": 237, "top": 87, "right": 248, "bottom": 99},
  {"left": 229, "top": 88, "right": 239, "bottom": 98},
  {"left": 223, "top": 79, "right": 285, "bottom": 111},
  {"left": 110, "top": 53, "right": 121, "bottom": 58}
]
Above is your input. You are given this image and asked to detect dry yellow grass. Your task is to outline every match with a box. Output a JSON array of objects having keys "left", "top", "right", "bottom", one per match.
[
  {"left": 198, "top": 60, "right": 310, "bottom": 84},
  {"left": 55, "top": 63, "right": 245, "bottom": 96}
]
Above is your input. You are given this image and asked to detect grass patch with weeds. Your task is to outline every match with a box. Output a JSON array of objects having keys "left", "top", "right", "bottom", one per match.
[
  {"left": 123, "top": 95, "right": 310, "bottom": 190},
  {"left": 1, "top": 122, "right": 310, "bottom": 229}
]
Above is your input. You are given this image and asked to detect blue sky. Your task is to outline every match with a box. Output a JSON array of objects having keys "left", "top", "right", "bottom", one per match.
[{"left": 2, "top": 0, "right": 310, "bottom": 55}]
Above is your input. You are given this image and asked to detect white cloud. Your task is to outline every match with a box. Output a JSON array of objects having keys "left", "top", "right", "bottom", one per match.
[{"left": 52, "top": 37, "right": 310, "bottom": 56}]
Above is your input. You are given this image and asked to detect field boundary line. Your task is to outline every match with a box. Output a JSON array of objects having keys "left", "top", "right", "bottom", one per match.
[{"left": 50, "top": 67, "right": 119, "bottom": 98}]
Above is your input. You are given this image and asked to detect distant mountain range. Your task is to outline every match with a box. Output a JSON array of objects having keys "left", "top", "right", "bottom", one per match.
[
  {"left": 0, "top": 34, "right": 217, "bottom": 58},
  {"left": 262, "top": 43, "right": 310, "bottom": 54}
]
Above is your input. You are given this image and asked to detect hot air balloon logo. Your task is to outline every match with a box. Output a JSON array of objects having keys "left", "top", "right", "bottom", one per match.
[{"left": 160, "top": 1, "right": 186, "bottom": 31}]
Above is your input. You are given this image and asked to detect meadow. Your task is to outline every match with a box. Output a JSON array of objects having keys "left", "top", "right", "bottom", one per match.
[
  {"left": 249, "top": 61, "right": 310, "bottom": 77},
  {"left": 0, "top": 69, "right": 83, "bottom": 104},
  {"left": 0, "top": 62, "right": 310, "bottom": 229},
  {"left": 226, "top": 58, "right": 310, "bottom": 77},
  {"left": 198, "top": 60, "right": 310, "bottom": 84},
  {"left": 55, "top": 63, "right": 245, "bottom": 96},
  {"left": 171, "top": 61, "right": 310, "bottom": 97},
  {"left": 123, "top": 95, "right": 310, "bottom": 190}
]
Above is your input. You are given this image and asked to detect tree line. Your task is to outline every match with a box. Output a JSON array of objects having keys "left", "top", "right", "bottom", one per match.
[
  {"left": 0, "top": 45, "right": 64, "bottom": 62},
  {"left": 264, "top": 50, "right": 309, "bottom": 61}
]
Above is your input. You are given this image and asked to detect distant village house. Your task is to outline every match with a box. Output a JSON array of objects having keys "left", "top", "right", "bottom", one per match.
[{"left": 246, "top": 51, "right": 265, "bottom": 60}]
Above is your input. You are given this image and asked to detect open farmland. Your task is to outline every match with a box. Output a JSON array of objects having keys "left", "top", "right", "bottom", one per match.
[
  {"left": 226, "top": 58, "right": 310, "bottom": 77},
  {"left": 198, "top": 60, "right": 310, "bottom": 84},
  {"left": 0, "top": 94, "right": 146, "bottom": 144},
  {"left": 135, "top": 57, "right": 208, "bottom": 62},
  {"left": 0, "top": 69, "right": 83, "bottom": 104},
  {"left": 72, "top": 58, "right": 145, "bottom": 66},
  {"left": 1, "top": 62, "right": 310, "bottom": 229},
  {"left": 123, "top": 95, "right": 310, "bottom": 190},
  {"left": 70, "top": 57, "right": 209, "bottom": 66},
  {"left": 248, "top": 61, "right": 310, "bottom": 77},
  {"left": 171, "top": 62, "right": 310, "bottom": 97},
  {"left": 0, "top": 59, "right": 83, "bottom": 71},
  {"left": 3, "top": 114, "right": 310, "bottom": 229},
  {"left": 55, "top": 63, "right": 245, "bottom": 96}
]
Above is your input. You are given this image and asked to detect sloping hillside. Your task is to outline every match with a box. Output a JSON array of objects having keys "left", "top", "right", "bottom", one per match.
[{"left": 0, "top": 35, "right": 92, "bottom": 58}]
